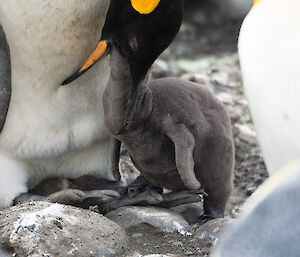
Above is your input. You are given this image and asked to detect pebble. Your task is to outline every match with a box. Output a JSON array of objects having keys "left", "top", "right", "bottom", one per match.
[
  {"left": 172, "top": 241, "right": 183, "bottom": 247},
  {"left": 106, "top": 206, "right": 190, "bottom": 235},
  {"left": 236, "top": 124, "right": 257, "bottom": 145},
  {"left": 132, "top": 233, "right": 143, "bottom": 238}
]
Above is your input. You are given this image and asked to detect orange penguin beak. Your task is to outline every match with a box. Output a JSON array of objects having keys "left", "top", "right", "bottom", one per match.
[{"left": 62, "top": 40, "right": 112, "bottom": 85}]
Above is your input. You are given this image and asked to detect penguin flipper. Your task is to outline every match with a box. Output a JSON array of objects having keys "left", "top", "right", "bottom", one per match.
[
  {"left": 0, "top": 24, "right": 11, "bottom": 133},
  {"left": 164, "top": 122, "right": 201, "bottom": 190}
]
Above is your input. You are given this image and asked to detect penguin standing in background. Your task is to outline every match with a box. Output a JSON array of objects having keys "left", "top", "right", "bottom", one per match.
[
  {"left": 0, "top": 0, "right": 114, "bottom": 209},
  {"left": 212, "top": 0, "right": 300, "bottom": 256},
  {"left": 64, "top": 0, "right": 234, "bottom": 223},
  {"left": 239, "top": 0, "right": 300, "bottom": 175}
]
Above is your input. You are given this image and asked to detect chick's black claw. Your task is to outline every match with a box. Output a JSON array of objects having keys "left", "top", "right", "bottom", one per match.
[{"left": 127, "top": 176, "right": 163, "bottom": 198}]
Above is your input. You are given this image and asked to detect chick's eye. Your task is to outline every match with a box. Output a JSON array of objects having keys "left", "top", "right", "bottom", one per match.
[{"left": 129, "top": 36, "right": 139, "bottom": 51}]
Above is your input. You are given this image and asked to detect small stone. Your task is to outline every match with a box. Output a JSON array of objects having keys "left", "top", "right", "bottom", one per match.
[
  {"left": 119, "top": 155, "right": 140, "bottom": 185},
  {"left": 236, "top": 124, "right": 257, "bottom": 145},
  {"left": 154, "top": 59, "right": 169, "bottom": 72},
  {"left": 171, "top": 203, "right": 203, "bottom": 225},
  {"left": 216, "top": 92, "right": 234, "bottom": 104},
  {"left": 106, "top": 206, "right": 190, "bottom": 234},
  {"left": 143, "top": 255, "right": 173, "bottom": 257},
  {"left": 195, "top": 218, "right": 234, "bottom": 248},
  {"left": 131, "top": 233, "right": 142, "bottom": 238},
  {"left": 172, "top": 241, "right": 183, "bottom": 247}
]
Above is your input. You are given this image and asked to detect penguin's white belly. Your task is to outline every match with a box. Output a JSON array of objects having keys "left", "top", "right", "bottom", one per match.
[
  {"left": 0, "top": 57, "right": 113, "bottom": 186},
  {"left": 239, "top": 0, "right": 300, "bottom": 175},
  {"left": 0, "top": 0, "right": 112, "bottom": 208}
]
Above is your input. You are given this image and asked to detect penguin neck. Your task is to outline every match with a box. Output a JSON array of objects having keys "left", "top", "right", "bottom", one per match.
[
  {"left": 103, "top": 62, "right": 153, "bottom": 136},
  {"left": 0, "top": 0, "right": 110, "bottom": 95}
]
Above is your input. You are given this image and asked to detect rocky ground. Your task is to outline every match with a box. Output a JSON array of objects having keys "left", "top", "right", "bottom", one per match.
[{"left": 0, "top": 1, "right": 269, "bottom": 257}]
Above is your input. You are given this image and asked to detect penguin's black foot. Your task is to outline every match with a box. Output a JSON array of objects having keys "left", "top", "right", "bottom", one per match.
[
  {"left": 13, "top": 176, "right": 126, "bottom": 209},
  {"left": 127, "top": 176, "right": 163, "bottom": 198},
  {"left": 99, "top": 188, "right": 164, "bottom": 214},
  {"left": 197, "top": 214, "right": 217, "bottom": 226},
  {"left": 193, "top": 197, "right": 225, "bottom": 226},
  {"left": 74, "top": 189, "right": 121, "bottom": 208},
  {"left": 13, "top": 193, "right": 48, "bottom": 205},
  {"left": 158, "top": 189, "right": 204, "bottom": 208},
  {"left": 13, "top": 189, "right": 120, "bottom": 208},
  {"left": 72, "top": 176, "right": 127, "bottom": 197},
  {"left": 98, "top": 189, "right": 205, "bottom": 214}
]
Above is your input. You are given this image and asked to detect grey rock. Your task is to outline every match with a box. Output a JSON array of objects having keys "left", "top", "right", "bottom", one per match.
[
  {"left": 119, "top": 155, "right": 140, "bottom": 185},
  {"left": 172, "top": 54, "right": 239, "bottom": 73},
  {"left": 106, "top": 206, "right": 190, "bottom": 235},
  {"left": 195, "top": 218, "right": 234, "bottom": 249},
  {"left": 172, "top": 241, "right": 183, "bottom": 247},
  {"left": 131, "top": 233, "right": 142, "bottom": 239},
  {"left": 236, "top": 124, "right": 257, "bottom": 145},
  {"left": 143, "top": 255, "right": 178, "bottom": 257},
  {"left": 154, "top": 60, "right": 169, "bottom": 72},
  {"left": 216, "top": 92, "right": 234, "bottom": 105},
  {"left": 171, "top": 203, "right": 203, "bottom": 225},
  {"left": 132, "top": 255, "right": 178, "bottom": 257},
  {"left": 0, "top": 202, "right": 128, "bottom": 257}
]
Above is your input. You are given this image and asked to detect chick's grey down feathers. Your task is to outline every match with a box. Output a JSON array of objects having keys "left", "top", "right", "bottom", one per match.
[{"left": 105, "top": 51, "right": 234, "bottom": 219}]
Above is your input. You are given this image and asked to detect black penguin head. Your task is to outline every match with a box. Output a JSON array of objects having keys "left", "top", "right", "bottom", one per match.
[
  {"left": 62, "top": 0, "right": 183, "bottom": 86},
  {"left": 103, "top": 0, "right": 183, "bottom": 86}
]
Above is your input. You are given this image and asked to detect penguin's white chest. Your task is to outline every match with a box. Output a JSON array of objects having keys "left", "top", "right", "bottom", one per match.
[
  {"left": 239, "top": 0, "right": 300, "bottom": 174},
  {"left": 0, "top": 0, "right": 113, "bottom": 184}
]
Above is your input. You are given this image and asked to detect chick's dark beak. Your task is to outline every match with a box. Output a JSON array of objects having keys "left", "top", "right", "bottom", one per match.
[{"left": 62, "top": 40, "right": 112, "bottom": 85}]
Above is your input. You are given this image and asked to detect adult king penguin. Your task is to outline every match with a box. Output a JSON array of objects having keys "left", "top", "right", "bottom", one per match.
[
  {"left": 212, "top": 1, "right": 300, "bottom": 256},
  {"left": 238, "top": 0, "right": 300, "bottom": 175},
  {"left": 0, "top": 0, "right": 113, "bottom": 209}
]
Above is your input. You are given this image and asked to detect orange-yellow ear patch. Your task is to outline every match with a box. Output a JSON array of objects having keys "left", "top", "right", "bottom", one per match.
[
  {"left": 254, "top": 0, "right": 263, "bottom": 5},
  {"left": 131, "top": 0, "right": 160, "bottom": 14}
]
